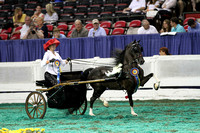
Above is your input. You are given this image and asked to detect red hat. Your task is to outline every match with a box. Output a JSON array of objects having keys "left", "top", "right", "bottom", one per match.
[{"left": 43, "top": 38, "right": 60, "bottom": 51}]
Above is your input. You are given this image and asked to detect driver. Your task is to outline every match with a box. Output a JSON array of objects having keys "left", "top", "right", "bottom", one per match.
[{"left": 41, "top": 38, "right": 68, "bottom": 86}]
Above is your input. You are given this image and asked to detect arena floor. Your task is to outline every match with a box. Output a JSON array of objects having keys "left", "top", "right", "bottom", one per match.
[{"left": 0, "top": 100, "right": 200, "bottom": 133}]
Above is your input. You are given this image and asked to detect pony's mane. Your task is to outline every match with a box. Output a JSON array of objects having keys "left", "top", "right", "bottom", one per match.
[{"left": 114, "top": 45, "right": 128, "bottom": 65}]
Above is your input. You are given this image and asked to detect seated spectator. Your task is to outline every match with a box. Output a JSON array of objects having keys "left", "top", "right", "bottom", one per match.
[
  {"left": 123, "top": 0, "right": 146, "bottom": 13},
  {"left": 170, "top": 17, "right": 186, "bottom": 32},
  {"left": 22, "top": 22, "right": 44, "bottom": 39},
  {"left": 138, "top": 19, "right": 158, "bottom": 34},
  {"left": 88, "top": 19, "right": 107, "bottom": 37},
  {"left": 187, "top": 19, "right": 200, "bottom": 32},
  {"left": 0, "top": 0, "right": 4, "bottom": 4},
  {"left": 71, "top": 19, "right": 88, "bottom": 38},
  {"left": 160, "top": 19, "right": 171, "bottom": 33},
  {"left": 191, "top": 0, "right": 200, "bottom": 11},
  {"left": 144, "top": 0, "right": 160, "bottom": 12},
  {"left": 44, "top": 3, "right": 58, "bottom": 24},
  {"left": 159, "top": 47, "right": 171, "bottom": 55},
  {"left": 31, "top": 5, "right": 44, "bottom": 24},
  {"left": 52, "top": 27, "right": 66, "bottom": 38},
  {"left": 161, "top": 0, "right": 177, "bottom": 11},
  {"left": 13, "top": 7, "right": 27, "bottom": 27},
  {"left": 11, "top": 16, "right": 32, "bottom": 39},
  {"left": 36, "top": 17, "right": 48, "bottom": 38}
]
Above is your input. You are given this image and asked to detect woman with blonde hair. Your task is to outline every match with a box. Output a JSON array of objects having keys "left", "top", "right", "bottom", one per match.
[
  {"left": 44, "top": 3, "right": 58, "bottom": 23},
  {"left": 160, "top": 19, "right": 171, "bottom": 33},
  {"left": 13, "top": 7, "right": 26, "bottom": 27}
]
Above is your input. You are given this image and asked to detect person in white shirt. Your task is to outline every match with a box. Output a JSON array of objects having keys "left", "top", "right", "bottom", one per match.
[
  {"left": 44, "top": 3, "right": 58, "bottom": 24},
  {"left": 41, "top": 38, "right": 68, "bottom": 86},
  {"left": 161, "top": 0, "right": 177, "bottom": 11},
  {"left": 123, "top": 0, "right": 146, "bottom": 13},
  {"left": 138, "top": 19, "right": 158, "bottom": 34}
]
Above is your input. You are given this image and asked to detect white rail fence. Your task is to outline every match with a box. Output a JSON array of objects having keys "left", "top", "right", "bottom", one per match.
[{"left": 0, "top": 55, "right": 200, "bottom": 103}]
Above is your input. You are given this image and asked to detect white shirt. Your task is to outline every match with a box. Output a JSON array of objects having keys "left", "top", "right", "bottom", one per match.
[
  {"left": 129, "top": 0, "right": 146, "bottom": 12},
  {"left": 41, "top": 50, "right": 66, "bottom": 75},
  {"left": 162, "top": 0, "right": 177, "bottom": 11},
  {"left": 137, "top": 25, "right": 158, "bottom": 34},
  {"left": 20, "top": 24, "right": 30, "bottom": 39},
  {"left": 147, "top": 1, "right": 160, "bottom": 10},
  {"left": 44, "top": 12, "right": 58, "bottom": 22}
]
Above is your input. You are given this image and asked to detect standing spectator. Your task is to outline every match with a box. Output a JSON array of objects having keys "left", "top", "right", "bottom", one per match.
[
  {"left": 160, "top": 19, "right": 171, "bottom": 33},
  {"left": 31, "top": 5, "right": 44, "bottom": 24},
  {"left": 187, "top": 19, "right": 200, "bottom": 32},
  {"left": 71, "top": 19, "right": 88, "bottom": 38},
  {"left": 138, "top": 19, "right": 158, "bottom": 34},
  {"left": 44, "top": 3, "right": 59, "bottom": 24},
  {"left": 123, "top": 0, "right": 146, "bottom": 13},
  {"left": 170, "top": 17, "right": 186, "bottom": 32},
  {"left": 11, "top": 16, "right": 32, "bottom": 39},
  {"left": 52, "top": 27, "right": 66, "bottom": 38},
  {"left": 88, "top": 19, "right": 107, "bottom": 37},
  {"left": 36, "top": 17, "right": 48, "bottom": 38},
  {"left": 159, "top": 47, "right": 171, "bottom": 55},
  {"left": 13, "top": 7, "right": 27, "bottom": 27}
]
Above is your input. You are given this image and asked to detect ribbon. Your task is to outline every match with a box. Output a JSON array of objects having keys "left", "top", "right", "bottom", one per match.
[{"left": 54, "top": 60, "right": 60, "bottom": 84}]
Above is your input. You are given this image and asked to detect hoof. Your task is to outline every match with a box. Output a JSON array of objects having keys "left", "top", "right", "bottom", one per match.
[
  {"left": 89, "top": 113, "right": 95, "bottom": 116},
  {"left": 131, "top": 113, "right": 138, "bottom": 116},
  {"left": 103, "top": 101, "right": 109, "bottom": 107},
  {"left": 153, "top": 81, "right": 160, "bottom": 90}
]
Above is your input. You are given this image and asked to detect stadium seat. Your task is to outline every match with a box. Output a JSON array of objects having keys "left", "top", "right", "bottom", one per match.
[
  {"left": 114, "top": 21, "right": 126, "bottom": 28},
  {"left": 78, "top": 0, "right": 90, "bottom": 5},
  {"left": 63, "top": 6, "right": 74, "bottom": 14},
  {"left": 10, "top": 33, "right": 20, "bottom": 40},
  {"left": 14, "top": 26, "right": 22, "bottom": 32},
  {"left": 46, "top": 25, "right": 54, "bottom": 32},
  {"left": 67, "top": 30, "right": 72, "bottom": 38},
  {"left": 183, "top": 17, "right": 196, "bottom": 25},
  {"left": 105, "top": 0, "right": 119, "bottom": 4},
  {"left": 184, "top": 25, "right": 188, "bottom": 32},
  {"left": 0, "top": 34, "right": 8, "bottom": 40},
  {"left": 60, "top": 31, "right": 65, "bottom": 35},
  {"left": 89, "top": 5, "right": 102, "bottom": 13},
  {"left": 111, "top": 28, "right": 125, "bottom": 35},
  {"left": 74, "top": 13, "right": 86, "bottom": 19},
  {"left": 57, "top": 24, "right": 68, "bottom": 31},
  {"left": 60, "top": 14, "right": 73, "bottom": 21},
  {"left": 64, "top": 1, "right": 76, "bottom": 7},
  {"left": 104, "top": 28, "right": 110, "bottom": 35},
  {"left": 70, "top": 24, "right": 75, "bottom": 31},
  {"left": 129, "top": 20, "right": 141, "bottom": 27},
  {"left": 1, "top": 27, "right": 12, "bottom": 34},
  {"left": 116, "top": 3, "right": 128, "bottom": 11},
  {"left": 87, "top": 12, "right": 99, "bottom": 19},
  {"left": 76, "top": 5, "right": 88, "bottom": 13},
  {"left": 100, "top": 21, "right": 112, "bottom": 28},
  {"left": 48, "top": 32, "right": 52, "bottom": 38},
  {"left": 103, "top": 4, "right": 115, "bottom": 13},
  {"left": 85, "top": 23, "right": 93, "bottom": 30},
  {"left": 100, "top": 12, "right": 113, "bottom": 18},
  {"left": 92, "top": 0, "right": 104, "bottom": 5}
]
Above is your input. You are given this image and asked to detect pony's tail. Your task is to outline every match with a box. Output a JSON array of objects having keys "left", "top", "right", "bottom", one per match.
[{"left": 80, "top": 68, "right": 94, "bottom": 81}]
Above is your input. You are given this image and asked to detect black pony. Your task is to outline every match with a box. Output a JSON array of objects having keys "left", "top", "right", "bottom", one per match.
[{"left": 85, "top": 40, "right": 159, "bottom": 116}]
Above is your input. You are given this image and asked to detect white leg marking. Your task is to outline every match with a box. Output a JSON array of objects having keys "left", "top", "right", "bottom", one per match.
[
  {"left": 89, "top": 108, "right": 95, "bottom": 116},
  {"left": 131, "top": 107, "right": 138, "bottom": 116}
]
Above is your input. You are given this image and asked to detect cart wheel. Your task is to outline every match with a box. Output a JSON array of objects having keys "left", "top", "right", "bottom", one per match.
[
  {"left": 68, "top": 98, "right": 87, "bottom": 115},
  {"left": 25, "top": 91, "right": 47, "bottom": 119}
]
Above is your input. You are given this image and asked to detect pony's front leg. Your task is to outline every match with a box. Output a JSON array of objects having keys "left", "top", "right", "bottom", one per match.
[
  {"left": 140, "top": 73, "right": 153, "bottom": 86},
  {"left": 89, "top": 96, "right": 97, "bottom": 116},
  {"left": 128, "top": 93, "right": 138, "bottom": 116}
]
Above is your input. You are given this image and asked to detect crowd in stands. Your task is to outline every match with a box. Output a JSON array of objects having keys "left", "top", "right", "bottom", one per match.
[{"left": 0, "top": 0, "right": 200, "bottom": 40}]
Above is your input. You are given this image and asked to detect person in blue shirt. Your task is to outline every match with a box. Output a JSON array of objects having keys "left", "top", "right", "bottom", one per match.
[
  {"left": 88, "top": 19, "right": 107, "bottom": 37},
  {"left": 187, "top": 19, "right": 200, "bottom": 32},
  {"left": 52, "top": 27, "right": 66, "bottom": 38},
  {"left": 170, "top": 17, "right": 186, "bottom": 32}
]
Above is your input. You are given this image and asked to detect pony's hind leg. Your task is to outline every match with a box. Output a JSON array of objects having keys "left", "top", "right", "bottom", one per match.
[
  {"left": 99, "top": 97, "right": 109, "bottom": 107},
  {"left": 89, "top": 86, "right": 106, "bottom": 116},
  {"left": 127, "top": 92, "right": 138, "bottom": 116}
]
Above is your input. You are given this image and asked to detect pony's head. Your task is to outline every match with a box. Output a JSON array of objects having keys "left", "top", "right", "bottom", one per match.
[{"left": 128, "top": 40, "right": 144, "bottom": 65}]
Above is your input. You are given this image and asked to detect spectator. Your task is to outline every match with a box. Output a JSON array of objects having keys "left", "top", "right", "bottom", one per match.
[
  {"left": 36, "top": 17, "right": 48, "bottom": 38},
  {"left": 41, "top": 38, "right": 68, "bottom": 87},
  {"left": 191, "top": 0, "right": 200, "bottom": 11},
  {"left": 170, "top": 17, "right": 186, "bottom": 32},
  {"left": 22, "top": 22, "right": 44, "bottom": 39},
  {"left": 31, "top": 5, "right": 44, "bottom": 24},
  {"left": 138, "top": 19, "right": 158, "bottom": 34},
  {"left": 0, "top": 0, "right": 4, "bottom": 4},
  {"left": 71, "top": 19, "right": 88, "bottom": 38},
  {"left": 44, "top": 3, "right": 59, "bottom": 24},
  {"left": 52, "top": 27, "right": 66, "bottom": 38},
  {"left": 161, "top": 0, "right": 177, "bottom": 11},
  {"left": 11, "top": 16, "right": 32, "bottom": 39},
  {"left": 13, "top": 7, "right": 26, "bottom": 27},
  {"left": 160, "top": 19, "right": 171, "bottom": 33},
  {"left": 159, "top": 47, "right": 171, "bottom": 55},
  {"left": 177, "top": 0, "right": 187, "bottom": 19},
  {"left": 187, "top": 19, "right": 200, "bottom": 32},
  {"left": 88, "top": 19, "right": 107, "bottom": 37},
  {"left": 123, "top": 0, "right": 146, "bottom": 13},
  {"left": 145, "top": 0, "right": 160, "bottom": 12}
]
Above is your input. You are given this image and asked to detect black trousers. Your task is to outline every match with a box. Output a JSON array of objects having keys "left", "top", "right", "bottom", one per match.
[{"left": 45, "top": 72, "right": 57, "bottom": 87}]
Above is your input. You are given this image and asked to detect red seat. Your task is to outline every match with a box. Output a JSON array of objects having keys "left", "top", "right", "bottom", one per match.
[
  {"left": 183, "top": 17, "right": 196, "bottom": 25},
  {"left": 0, "top": 34, "right": 8, "bottom": 40},
  {"left": 57, "top": 24, "right": 68, "bottom": 31},
  {"left": 60, "top": 31, "right": 65, "bottom": 35},
  {"left": 46, "top": 25, "right": 54, "bottom": 32},
  {"left": 70, "top": 24, "right": 75, "bottom": 31},
  {"left": 14, "top": 26, "right": 22, "bottom": 32},
  {"left": 104, "top": 28, "right": 110, "bottom": 35},
  {"left": 1, "top": 27, "right": 12, "bottom": 34},
  {"left": 67, "top": 30, "right": 73, "bottom": 38},
  {"left": 129, "top": 20, "right": 141, "bottom": 27},
  {"left": 184, "top": 25, "right": 189, "bottom": 32},
  {"left": 10, "top": 33, "right": 20, "bottom": 40},
  {"left": 100, "top": 21, "right": 111, "bottom": 28},
  {"left": 111, "top": 28, "right": 125, "bottom": 35},
  {"left": 114, "top": 21, "right": 126, "bottom": 28},
  {"left": 85, "top": 23, "right": 93, "bottom": 30}
]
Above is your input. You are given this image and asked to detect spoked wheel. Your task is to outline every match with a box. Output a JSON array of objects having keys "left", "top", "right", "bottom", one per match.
[
  {"left": 25, "top": 91, "right": 47, "bottom": 119},
  {"left": 68, "top": 98, "right": 87, "bottom": 115}
]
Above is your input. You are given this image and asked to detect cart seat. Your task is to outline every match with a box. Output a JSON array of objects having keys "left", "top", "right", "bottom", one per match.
[{"left": 36, "top": 80, "right": 52, "bottom": 88}]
